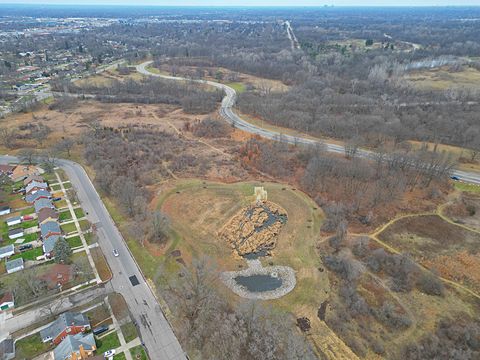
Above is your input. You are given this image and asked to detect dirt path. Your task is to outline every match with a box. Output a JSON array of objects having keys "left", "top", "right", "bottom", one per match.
[{"left": 347, "top": 202, "right": 480, "bottom": 301}]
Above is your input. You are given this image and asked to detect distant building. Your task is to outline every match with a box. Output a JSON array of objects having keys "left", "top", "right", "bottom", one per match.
[
  {"left": 41, "top": 221, "right": 61, "bottom": 239},
  {"left": 43, "top": 235, "right": 62, "bottom": 256},
  {"left": 53, "top": 333, "right": 96, "bottom": 360},
  {"left": 26, "top": 189, "right": 51, "bottom": 203},
  {"left": 11, "top": 165, "right": 40, "bottom": 182},
  {"left": 34, "top": 198, "right": 54, "bottom": 213},
  {"left": 25, "top": 180, "right": 48, "bottom": 195},
  {"left": 38, "top": 207, "right": 59, "bottom": 225},
  {"left": 40, "top": 312, "right": 91, "bottom": 345},
  {"left": 0, "top": 244, "right": 14, "bottom": 260},
  {"left": 0, "top": 164, "right": 15, "bottom": 176},
  {"left": 5, "top": 257, "right": 24, "bottom": 274},
  {"left": 23, "top": 174, "right": 44, "bottom": 186}
]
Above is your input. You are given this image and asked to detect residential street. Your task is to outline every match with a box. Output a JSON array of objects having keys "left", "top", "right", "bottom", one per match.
[{"left": 0, "top": 156, "right": 186, "bottom": 360}]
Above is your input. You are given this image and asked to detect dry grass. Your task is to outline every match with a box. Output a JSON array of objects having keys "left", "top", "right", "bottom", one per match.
[
  {"left": 405, "top": 66, "right": 480, "bottom": 91},
  {"left": 91, "top": 246, "right": 112, "bottom": 282}
]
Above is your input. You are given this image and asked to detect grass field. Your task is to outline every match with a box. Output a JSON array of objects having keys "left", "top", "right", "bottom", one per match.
[
  {"left": 120, "top": 322, "right": 138, "bottom": 343},
  {"left": 455, "top": 182, "right": 480, "bottom": 193},
  {"left": 10, "top": 246, "right": 43, "bottom": 261},
  {"left": 67, "top": 235, "right": 83, "bottom": 248},
  {"left": 405, "top": 66, "right": 480, "bottom": 91},
  {"left": 96, "top": 332, "right": 121, "bottom": 354},
  {"left": 226, "top": 82, "right": 246, "bottom": 93},
  {"left": 157, "top": 179, "right": 330, "bottom": 343},
  {"left": 130, "top": 345, "right": 148, "bottom": 360},
  {"left": 15, "top": 333, "right": 52, "bottom": 359}
]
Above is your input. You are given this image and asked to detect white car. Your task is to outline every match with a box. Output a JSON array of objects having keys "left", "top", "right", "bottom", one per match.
[
  {"left": 113, "top": 249, "right": 119, "bottom": 257},
  {"left": 104, "top": 349, "right": 116, "bottom": 358}
]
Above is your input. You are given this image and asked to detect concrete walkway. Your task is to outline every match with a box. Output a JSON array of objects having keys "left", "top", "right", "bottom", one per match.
[
  {"left": 55, "top": 171, "right": 101, "bottom": 284},
  {"left": 105, "top": 296, "right": 134, "bottom": 360}
]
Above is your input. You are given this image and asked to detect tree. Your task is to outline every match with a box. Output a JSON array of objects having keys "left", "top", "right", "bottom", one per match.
[
  {"left": 149, "top": 211, "right": 170, "bottom": 244},
  {"left": 54, "top": 138, "right": 75, "bottom": 157},
  {"left": 18, "top": 148, "right": 37, "bottom": 165},
  {"left": 32, "top": 123, "right": 51, "bottom": 146},
  {"left": 53, "top": 238, "right": 72, "bottom": 264},
  {"left": 365, "top": 39, "right": 374, "bottom": 46},
  {"left": 0, "top": 127, "right": 17, "bottom": 149}
]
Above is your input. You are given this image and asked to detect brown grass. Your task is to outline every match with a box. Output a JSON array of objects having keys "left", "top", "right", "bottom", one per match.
[{"left": 91, "top": 247, "right": 112, "bottom": 282}]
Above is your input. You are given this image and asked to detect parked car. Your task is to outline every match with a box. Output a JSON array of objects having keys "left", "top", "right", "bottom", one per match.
[
  {"left": 93, "top": 325, "right": 109, "bottom": 336},
  {"left": 52, "top": 197, "right": 62, "bottom": 201},
  {"left": 450, "top": 176, "right": 460, "bottom": 181},
  {"left": 104, "top": 349, "right": 116, "bottom": 358},
  {"left": 19, "top": 244, "right": 33, "bottom": 252},
  {"left": 22, "top": 215, "right": 33, "bottom": 221}
]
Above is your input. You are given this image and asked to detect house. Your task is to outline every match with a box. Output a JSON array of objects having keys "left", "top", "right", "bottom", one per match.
[
  {"left": 23, "top": 174, "right": 44, "bottom": 186},
  {"left": 38, "top": 207, "right": 59, "bottom": 225},
  {"left": 26, "top": 189, "right": 51, "bottom": 203},
  {"left": 11, "top": 165, "right": 40, "bottom": 182},
  {"left": 6, "top": 257, "right": 24, "bottom": 274},
  {"left": 0, "top": 164, "right": 15, "bottom": 176},
  {"left": 6, "top": 216, "right": 22, "bottom": 226},
  {"left": 0, "top": 292, "right": 14, "bottom": 311},
  {"left": 43, "top": 234, "right": 62, "bottom": 256},
  {"left": 0, "top": 205, "right": 11, "bottom": 216},
  {"left": 35, "top": 198, "right": 54, "bottom": 213},
  {"left": 8, "top": 228, "right": 24, "bottom": 240},
  {"left": 53, "top": 333, "right": 96, "bottom": 360},
  {"left": 0, "top": 244, "right": 14, "bottom": 260},
  {"left": 40, "top": 312, "right": 91, "bottom": 345},
  {"left": 41, "top": 221, "right": 61, "bottom": 239},
  {"left": 25, "top": 180, "right": 48, "bottom": 195},
  {"left": 0, "top": 338, "right": 15, "bottom": 360}
]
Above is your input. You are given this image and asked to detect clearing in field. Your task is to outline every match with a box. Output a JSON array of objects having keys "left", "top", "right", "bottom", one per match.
[
  {"left": 405, "top": 66, "right": 480, "bottom": 91},
  {"left": 378, "top": 215, "right": 480, "bottom": 292}
]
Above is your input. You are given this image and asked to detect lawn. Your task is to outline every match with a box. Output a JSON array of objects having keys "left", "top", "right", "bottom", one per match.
[
  {"left": 67, "top": 235, "right": 83, "bottom": 248},
  {"left": 59, "top": 210, "right": 73, "bottom": 222},
  {"left": 20, "top": 207, "right": 35, "bottom": 216},
  {"left": 15, "top": 333, "right": 52, "bottom": 359},
  {"left": 226, "top": 82, "right": 246, "bottom": 93},
  {"left": 96, "top": 332, "right": 121, "bottom": 354},
  {"left": 10, "top": 247, "right": 43, "bottom": 261},
  {"left": 64, "top": 182, "right": 72, "bottom": 189},
  {"left": 50, "top": 184, "right": 61, "bottom": 191},
  {"left": 79, "top": 219, "right": 91, "bottom": 231},
  {"left": 455, "top": 182, "right": 480, "bottom": 194},
  {"left": 130, "top": 345, "right": 148, "bottom": 360},
  {"left": 91, "top": 247, "right": 112, "bottom": 281},
  {"left": 114, "top": 353, "right": 127, "bottom": 360},
  {"left": 21, "top": 219, "right": 38, "bottom": 229},
  {"left": 85, "top": 303, "right": 111, "bottom": 327},
  {"left": 120, "top": 322, "right": 138, "bottom": 343},
  {"left": 24, "top": 232, "right": 39, "bottom": 242},
  {"left": 54, "top": 199, "right": 67, "bottom": 209},
  {"left": 61, "top": 222, "right": 77, "bottom": 234},
  {"left": 74, "top": 207, "right": 85, "bottom": 219}
]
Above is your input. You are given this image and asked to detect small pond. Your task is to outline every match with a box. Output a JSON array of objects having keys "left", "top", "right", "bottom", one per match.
[
  {"left": 234, "top": 274, "right": 283, "bottom": 292},
  {"left": 243, "top": 250, "right": 267, "bottom": 260}
]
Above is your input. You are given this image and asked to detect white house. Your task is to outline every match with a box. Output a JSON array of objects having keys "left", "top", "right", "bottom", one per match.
[
  {"left": 6, "top": 216, "right": 22, "bottom": 227},
  {"left": 6, "top": 258, "right": 24, "bottom": 274},
  {"left": 0, "top": 245, "right": 14, "bottom": 260},
  {"left": 0, "top": 206, "right": 11, "bottom": 216},
  {"left": 8, "top": 228, "right": 24, "bottom": 240}
]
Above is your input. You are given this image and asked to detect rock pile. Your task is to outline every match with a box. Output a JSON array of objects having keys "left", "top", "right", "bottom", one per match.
[{"left": 220, "top": 201, "right": 287, "bottom": 257}]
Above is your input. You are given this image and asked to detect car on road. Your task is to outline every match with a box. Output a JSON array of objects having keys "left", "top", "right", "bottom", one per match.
[
  {"left": 104, "top": 349, "right": 116, "bottom": 358},
  {"left": 113, "top": 249, "right": 119, "bottom": 257},
  {"left": 450, "top": 176, "right": 460, "bottom": 181}
]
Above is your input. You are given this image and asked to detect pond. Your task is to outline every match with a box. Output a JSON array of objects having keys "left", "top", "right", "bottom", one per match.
[
  {"left": 243, "top": 249, "right": 267, "bottom": 260},
  {"left": 234, "top": 274, "right": 283, "bottom": 292}
]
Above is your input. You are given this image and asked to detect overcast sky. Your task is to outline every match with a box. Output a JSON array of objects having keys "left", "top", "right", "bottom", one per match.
[{"left": 1, "top": 0, "right": 479, "bottom": 6}]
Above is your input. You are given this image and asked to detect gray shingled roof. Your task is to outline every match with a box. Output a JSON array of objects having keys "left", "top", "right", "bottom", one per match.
[
  {"left": 26, "top": 190, "right": 51, "bottom": 203},
  {"left": 6, "top": 216, "right": 22, "bottom": 224},
  {"left": 41, "top": 221, "right": 61, "bottom": 238},
  {"left": 43, "top": 235, "right": 61, "bottom": 254},
  {"left": 26, "top": 181, "right": 48, "bottom": 194},
  {"left": 5, "top": 258, "right": 24, "bottom": 272},
  {"left": 53, "top": 333, "right": 95, "bottom": 360},
  {"left": 0, "top": 244, "right": 14, "bottom": 257},
  {"left": 40, "top": 312, "right": 90, "bottom": 342},
  {"left": 8, "top": 228, "right": 24, "bottom": 237},
  {"left": 34, "top": 198, "right": 54, "bottom": 213}
]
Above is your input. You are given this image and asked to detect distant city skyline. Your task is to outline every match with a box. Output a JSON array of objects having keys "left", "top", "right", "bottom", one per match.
[{"left": 1, "top": 0, "right": 480, "bottom": 7}]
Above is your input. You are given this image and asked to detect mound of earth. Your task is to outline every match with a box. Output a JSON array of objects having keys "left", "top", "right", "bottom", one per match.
[{"left": 220, "top": 201, "right": 287, "bottom": 257}]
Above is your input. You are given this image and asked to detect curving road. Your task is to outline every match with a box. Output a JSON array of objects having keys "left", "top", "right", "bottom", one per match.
[
  {"left": 0, "top": 155, "right": 186, "bottom": 360},
  {"left": 136, "top": 61, "right": 480, "bottom": 185}
]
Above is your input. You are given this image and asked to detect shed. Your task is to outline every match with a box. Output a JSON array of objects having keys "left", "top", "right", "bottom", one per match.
[
  {"left": 6, "top": 216, "right": 22, "bottom": 227},
  {"left": 0, "top": 244, "right": 14, "bottom": 259},
  {"left": 6, "top": 257, "right": 24, "bottom": 274},
  {"left": 8, "top": 228, "right": 24, "bottom": 240},
  {"left": 0, "top": 205, "right": 11, "bottom": 216},
  {"left": 0, "top": 292, "right": 14, "bottom": 312}
]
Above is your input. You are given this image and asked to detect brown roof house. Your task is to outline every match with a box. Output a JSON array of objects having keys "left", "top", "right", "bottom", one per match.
[
  {"left": 0, "top": 164, "right": 15, "bottom": 176},
  {"left": 38, "top": 207, "right": 59, "bottom": 225},
  {"left": 23, "top": 174, "right": 44, "bottom": 186},
  {"left": 11, "top": 165, "right": 40, "bottom": 182}
]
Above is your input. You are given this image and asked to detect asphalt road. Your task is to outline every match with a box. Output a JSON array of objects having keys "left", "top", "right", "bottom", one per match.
[
  {"left": 136, "top": 61, "right": 480, "bottom": 185},
  {"left": 0, "top": 155, "right": 186, "bottom": 360}
]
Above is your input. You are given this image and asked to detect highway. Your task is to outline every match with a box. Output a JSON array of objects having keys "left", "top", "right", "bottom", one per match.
[
  {"left": 136, "top": 61, "right": 480, "bottom": 185},
  {"left": 0, "top": 155, "right": 186, "bottom": 360}
]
